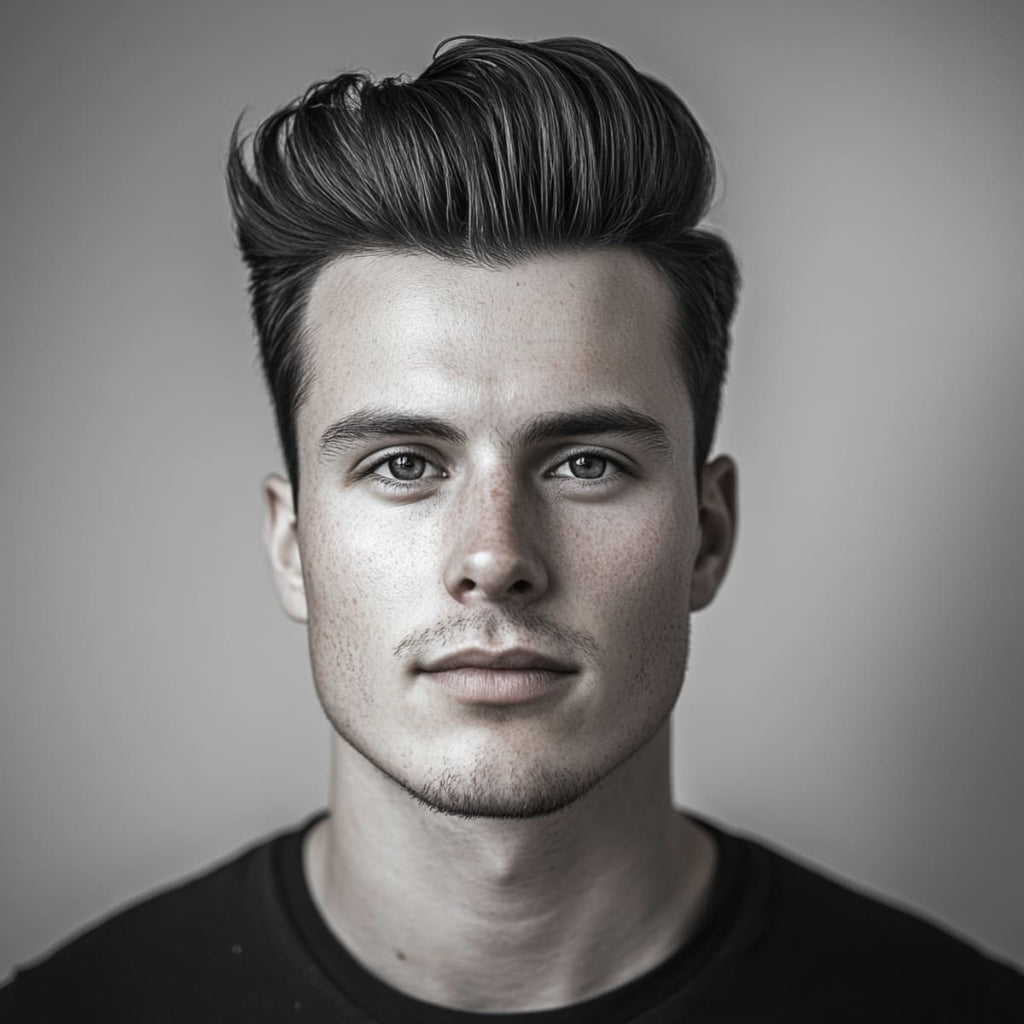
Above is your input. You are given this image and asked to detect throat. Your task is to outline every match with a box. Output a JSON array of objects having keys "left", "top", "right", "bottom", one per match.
[{"left": 302, "top": 797, "right": 716, "bottom": 1013}]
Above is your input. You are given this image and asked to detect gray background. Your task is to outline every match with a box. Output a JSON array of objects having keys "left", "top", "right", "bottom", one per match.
[{"left": 2, "top": 0, "right": 1022, "bottom": 979}]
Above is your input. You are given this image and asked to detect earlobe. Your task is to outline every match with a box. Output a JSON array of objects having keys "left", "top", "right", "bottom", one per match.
[
  {"left": 690, "top": 456, "right": 738, "bottom": 612},
  {"left": 263, "top": 473, "right": 308, "bottom": 624}
]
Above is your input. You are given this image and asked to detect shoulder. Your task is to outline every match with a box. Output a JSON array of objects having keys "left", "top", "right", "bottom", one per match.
[
  {"left": 0, "top": 817, "right": 320, "bottom": 1022},
  {"left": 711, "top": 822, "right": 1024, "bottom": 1020}
]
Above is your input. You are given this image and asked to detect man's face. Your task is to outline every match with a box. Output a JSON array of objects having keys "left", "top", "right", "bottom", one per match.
[{"left": 267, "top": 249, "right": 732, "bottom": 818}]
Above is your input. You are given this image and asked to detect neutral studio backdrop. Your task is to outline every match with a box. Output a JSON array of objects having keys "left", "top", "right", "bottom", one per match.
[{"left": 2, "top": 0, "right": 1022, "bottom": 979}]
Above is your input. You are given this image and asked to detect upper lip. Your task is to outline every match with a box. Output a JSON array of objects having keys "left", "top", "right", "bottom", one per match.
[{"left": 420, "top": 647, "right": 577, "bottom": 673}]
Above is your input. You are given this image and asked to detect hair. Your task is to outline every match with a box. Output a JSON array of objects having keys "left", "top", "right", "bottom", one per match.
[{"left": 227, "top": 35, "right": 740, "bottom": 505}]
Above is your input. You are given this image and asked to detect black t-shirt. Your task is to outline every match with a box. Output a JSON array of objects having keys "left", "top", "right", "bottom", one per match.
[{"left": 2, "top": 812, "right": 1021, "bottom": 1021}]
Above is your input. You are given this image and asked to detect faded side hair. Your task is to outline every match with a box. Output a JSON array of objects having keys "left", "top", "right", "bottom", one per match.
[{"left": 227, "top": 35, "right": 740, "bottom": 503}]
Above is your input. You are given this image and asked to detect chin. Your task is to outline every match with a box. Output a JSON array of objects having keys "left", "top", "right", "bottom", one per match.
[
  {"left": 409, "top": 761, "right": 602, "bottom": 820},
  {"left": 326, "top": 692, "right": 671, "bottom": 821},
  {"left": 347, "top": 723, "right": 610, "bottom": 819}
]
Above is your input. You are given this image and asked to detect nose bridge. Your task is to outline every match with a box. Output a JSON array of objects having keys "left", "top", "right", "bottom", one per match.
[
  {"left": 463, "top": 466, "right": 522, "bottom": 545},
  {"left": 444, "top": 460, "right": 548, "bottom": 605}
]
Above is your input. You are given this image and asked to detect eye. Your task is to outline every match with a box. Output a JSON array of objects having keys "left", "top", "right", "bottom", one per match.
[
  {"left": 384, "top": 453, "right": 429, "bottom": 481},
  {"left": 549, "top": 451, "right": 622, "bottom": 481},
  {"left": 366, "top": 450, "right": 446, "bottom": 485}
]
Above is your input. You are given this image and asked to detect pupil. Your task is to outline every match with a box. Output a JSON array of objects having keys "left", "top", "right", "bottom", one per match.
[
  {"left": 389, "top": 454, "right": 424, "bottom": 480},
  {"left": 571, "top": 454, "right": 606, "bottom": 479}
]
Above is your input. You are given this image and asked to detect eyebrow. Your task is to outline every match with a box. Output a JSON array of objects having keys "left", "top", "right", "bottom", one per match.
[
  {"left": 317, "top": 404, "right": 673, "bottom": 459},
  {"left": 514, "top": 405, "right": 672, "bottom": 456},
  {"left": 319, "top": 410, "right": 467, "bottom": 459}
]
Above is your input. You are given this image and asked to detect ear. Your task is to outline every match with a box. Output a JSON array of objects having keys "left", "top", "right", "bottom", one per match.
[
  {"left": 263, "top": 473, "right": 308, "bottom": 623},
  {"left": 690, "top": 455, "right": 738, "bottom": 612}
]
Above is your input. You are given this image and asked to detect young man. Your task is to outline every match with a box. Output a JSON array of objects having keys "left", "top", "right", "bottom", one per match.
[{"left": 3, "top": 34, "right": 1021, "bottom": 1022}]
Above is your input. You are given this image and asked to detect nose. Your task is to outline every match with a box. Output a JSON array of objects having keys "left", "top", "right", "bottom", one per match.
[{"left": 443, "top": 473, "right": 550, "bottom": 607}]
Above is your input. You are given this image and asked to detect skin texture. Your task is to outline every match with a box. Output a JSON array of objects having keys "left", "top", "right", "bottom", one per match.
[{"left": 264, "top": 248, "right": 737, "bottom": 1011}]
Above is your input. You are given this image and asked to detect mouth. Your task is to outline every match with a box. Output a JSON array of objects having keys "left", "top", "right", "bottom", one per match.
[{"left": 417, "top": 647, "right": 578, "bottom": 705}]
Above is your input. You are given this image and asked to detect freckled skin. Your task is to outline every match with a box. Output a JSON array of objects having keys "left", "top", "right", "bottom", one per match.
[
  {"left": 286, "top": 249, "right": 708, "bottom": 817},
  {"left": 264, "top": 248, "right": 737, "bottom": 1010}
]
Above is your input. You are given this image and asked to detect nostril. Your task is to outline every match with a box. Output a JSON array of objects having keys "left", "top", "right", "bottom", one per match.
[{"left": 445, "top": 550, "right": 548, "bottom": 605}]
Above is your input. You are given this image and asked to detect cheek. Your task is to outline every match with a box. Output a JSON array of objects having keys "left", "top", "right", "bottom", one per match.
[
  {"left": 298, "top": 509, "right": 428, "bottom": 713},
  {"left": 568, "top": 500, "right": 694, "bottom": 616},
  {"left": 302, "top": 503, "right": 432, "bottom": 616},
  {"left": 566, "top": 501, "right": 695, "bottom": 692}
]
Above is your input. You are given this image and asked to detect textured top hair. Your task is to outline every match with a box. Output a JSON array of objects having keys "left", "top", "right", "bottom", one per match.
[{"left": 227, "top": 35, "right": 740, "bottom": 501}]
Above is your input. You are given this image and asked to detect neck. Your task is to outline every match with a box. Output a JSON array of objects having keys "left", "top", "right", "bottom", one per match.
[{"left": 304, "top": 723, "right": 716, "bottom": 1013}]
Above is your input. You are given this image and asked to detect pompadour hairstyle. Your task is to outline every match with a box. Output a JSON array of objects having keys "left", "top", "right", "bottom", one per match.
[{"left": 227, "top": 35, "right": 740, "bottom": 504}]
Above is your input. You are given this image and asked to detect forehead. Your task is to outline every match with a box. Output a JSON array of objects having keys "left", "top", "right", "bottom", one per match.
[{"left": 299, "top": 249, "right": 689, "bottom": 439}]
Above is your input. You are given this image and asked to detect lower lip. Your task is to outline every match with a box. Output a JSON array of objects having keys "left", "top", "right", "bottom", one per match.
[{"left": 422, "top": 668, "right": 573, "bottom": 705}]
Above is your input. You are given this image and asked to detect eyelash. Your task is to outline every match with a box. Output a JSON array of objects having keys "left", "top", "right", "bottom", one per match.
[
  {"left": 361, "top": 449, "right": 448, "bottom": 492},
  {"left": 359, "top": 447, "right": 630, "bottom": 491},
  {"left": 548, "top": 448, "right": 629, "bottom": 487}
]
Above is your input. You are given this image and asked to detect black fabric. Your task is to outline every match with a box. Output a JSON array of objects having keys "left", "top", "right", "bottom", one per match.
[{"left": 2, "top": 812, "right": 1021, "bottom": 1022}]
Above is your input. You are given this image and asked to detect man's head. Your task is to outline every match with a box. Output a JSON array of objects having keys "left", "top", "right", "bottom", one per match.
[
  {"left": 227, "top": 36, "right": 739, "bottom": 506},
  {"left": 227, "top": 37, "right": 739, "bottom": 820}
]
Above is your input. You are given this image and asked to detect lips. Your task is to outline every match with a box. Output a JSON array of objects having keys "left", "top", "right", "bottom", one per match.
[
  {"left": 419, "top": 647, "right": 577, "bottom": 674},
  {"left": 418, "top": 648, "right": 577, "bottom": 705}
]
